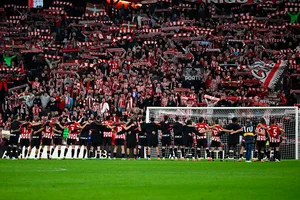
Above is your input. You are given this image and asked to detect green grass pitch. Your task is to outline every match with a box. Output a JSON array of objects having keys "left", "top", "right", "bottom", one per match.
[{"left": 0, "top": 159, "right": 299, "bottom": 200}]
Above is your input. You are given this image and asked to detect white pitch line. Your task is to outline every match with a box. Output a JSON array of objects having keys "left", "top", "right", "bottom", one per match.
[{"left": 0, "top": 168, "right": 67, "bottom": 172}]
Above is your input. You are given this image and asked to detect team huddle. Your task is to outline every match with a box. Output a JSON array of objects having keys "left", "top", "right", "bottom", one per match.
[{"left": 2, "top": 114, "right": 285, "bottom": 162}]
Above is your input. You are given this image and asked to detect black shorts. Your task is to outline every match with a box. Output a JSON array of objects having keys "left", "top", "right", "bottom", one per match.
[
  {"left": 211, "top": 141, "right": 221, "bottom": 148},
  {"left": 42, "top": 138, "right": 52, "bottom": 146},
  {"left": 67, "top": 139, "right": 76, "bottom": 145},
  {"left": 9, "top": 136, "right": 19, "bottom": 146},
  {"left": 184, "top": 138, "right": 193, "bottom": 147},
  {"left": 20, "top": 139, "right": 30, "bottom": 147},
  {"left": 138, "top": 137, "right": 147, "bottom": 146},
  {"left": 126, "top": 140, "right": 137, "bottom": 149},
  {"left": 91, "top": 136, "right": 102, "bottom": 147},
  {"left": 197, "top": 139, "right": 208, "bottom": 148},
  {"left": 103, "top": 137, "right": 112, "bottom": 146},
  {"left": 269, "top": 142, "right": 280, "bottom": 148},
  {"left": 147, "top": 137, "right": 158, "bottom": 147},
  {"left": 53, "top": 137, "right": 62, "bottom": 145},
  {"left": 174, "top": 136, "right": 183, "bottom": 146},
  {"left": 31, "top": 138, "right": 41, "bottom": 148},
  {"left": 79, "top": 138, "right": 88, "bottom": 146},
  {"left": 161, "top": 137, "right": 172, "bottom": 146},
  {"left": 115, "top": 139, "right": 125, "bottom": 146},
  {"left": 256, "top": 141, "right": 266, "bottom": 148},
  {"left": 92, "top": 141, "right": 102, "bottom": 147}
]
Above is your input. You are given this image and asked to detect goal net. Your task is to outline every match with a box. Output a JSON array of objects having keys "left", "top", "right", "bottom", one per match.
[{"left": 146, "top": 107, "right": 299, "bottom": 160}]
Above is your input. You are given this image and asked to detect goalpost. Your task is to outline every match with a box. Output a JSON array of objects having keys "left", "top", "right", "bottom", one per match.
[{"left": 146, "top": 106, "right": 299, "bottom": 160}]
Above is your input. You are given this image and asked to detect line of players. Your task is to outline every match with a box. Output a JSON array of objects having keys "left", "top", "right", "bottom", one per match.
[{"left": 4, "top": 114, "right": 284, "bottom": 162}]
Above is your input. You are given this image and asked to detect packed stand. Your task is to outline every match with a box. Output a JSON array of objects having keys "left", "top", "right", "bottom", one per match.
[{"left": 0, "top": 0, "right": 299, "bottom": 128}]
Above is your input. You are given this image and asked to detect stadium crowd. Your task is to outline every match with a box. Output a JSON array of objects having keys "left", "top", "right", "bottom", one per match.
[{"left": 0, "top": 1, "right": 298, "bottom": 160}]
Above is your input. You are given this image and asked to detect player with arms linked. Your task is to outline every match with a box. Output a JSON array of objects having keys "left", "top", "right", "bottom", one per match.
[
  {"left": 63, "top": 116, "right": 83, "bottom": 159},
  {"left": 182, "top": 120, "right": 201, "bottom": 161},
  {"left": 39, "top": 116, "right": 59, "bottom": 160},
  {"left": 225, "top": 117, "right": 241, "bottom": 161},
  {"left": 102, "top": 116, "right": 114, "bottom": 160},
  {"left": 125, "top": 118, "right": 139, "bottom": 160},
  {"left": 77, "top": 116, "right": 90, "bottom": 159},
  {"left": 137, "top": 117, "right": 148, "bottom": 160},
  {"left": 89, "top": 116, "right": 113, "bottom": 159},
  {"left": 267, "top": 119, "right": 285, "bottom": 162},
  {"left": 209, "top": 120, "right": 232, "bottom": 161},
  {"left": 28, "top": 117, "right": 43, "bottom": 159},
  {"left": 6, "top": 116, "right": 22, "bottom": 159},
  {"left": 231, "top": 119, "right": 256, "bottom": 163},
  {"left": 195, "top": 117, "right": 211, "bottom": 161},
  {"left": 172, "top": 116, "right": 184, "bottom": 161},
  {"left": 254, "top": 118, "right": 268, "bottom": 162},
  {"left": 50, "top": 117, "right": 65, "bottom": 159},
  {"left": 113, "top": 118, "right": 127, "bottom": 160},
  {"left": 159, "top": 116, "right": 173, "bottom": 160},
  {"left": 19, "top": 117, "right": 32, "bottom": 160},
  {"left": 145, "top": 117, "right": 160, "bottom": 160}
]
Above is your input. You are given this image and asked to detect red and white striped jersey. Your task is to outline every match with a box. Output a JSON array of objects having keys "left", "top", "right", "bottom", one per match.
[
  {"left": 103, "top": 120, "right": 113, "bottom": 137},
  {"left": 115, "top": 125, "right": 126, "bottom": 140},
  {"left": 32, "top": 81, "right": 40, "bottom": 90},
  {"left": 118, "top": 97, "right": 126, "bottom": 108},
  {"left": 256, "top": 124, "right": 267, "bottom": 141},
  {"left": 196, "top": 122, "right": 209, "bottom": 139},
  {"left": 126, "top": 96, "right": 133, "bottom": 109},
  {"left": 66, "top": 122, "right": 81, "bottom": 140},
  {"left": 268, "top": 125, "right": 281, "bottom": 143},
  {"left": 211, "top": 125, "right": 223, "bottom": 142},
  {"left": 189, "top": 93, "right": 197, "bottom": 100},
  {"left": 180, "top": 95, "right": 188, "bottom": 105},
  {"left": 32, "top": 106, "right": 41, "bottom": 116},
  {"left": 20, "top": 123, "right": 32, "bottom": 139},
  {"left": 43, "top": 122, "right": 53, "bottom": 139},
  {"left": 108, "top": 60, "right": 119, "bottom": 73}
]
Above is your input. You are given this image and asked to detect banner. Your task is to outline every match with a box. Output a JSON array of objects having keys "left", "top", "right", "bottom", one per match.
[
  {"left": 251, "top": 60, "right": 287, "bottom": 89},
  {"left": 86, "top": 3, "right": 105, "bottom": 15},
  {"left": 0, "top": 146, "right": 146, "bottom": 159},
  {"left": 183, "top": 67, "right": 202, "bottom": 81}
]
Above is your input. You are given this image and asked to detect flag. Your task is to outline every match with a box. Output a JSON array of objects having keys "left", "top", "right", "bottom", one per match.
[
  {"left": 85, "top": 3, "right": 105, "bottom": 15},
  {"left": 121, "top": 21, "right": 137, "bottom": 29},
  {"left": 251, "top": 60, "right": 287, "bottom": 89}
]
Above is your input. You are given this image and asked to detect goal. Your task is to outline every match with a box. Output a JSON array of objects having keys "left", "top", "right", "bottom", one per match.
[{"left": 146, "top": 106, "right": 299, "bottom": 160}]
